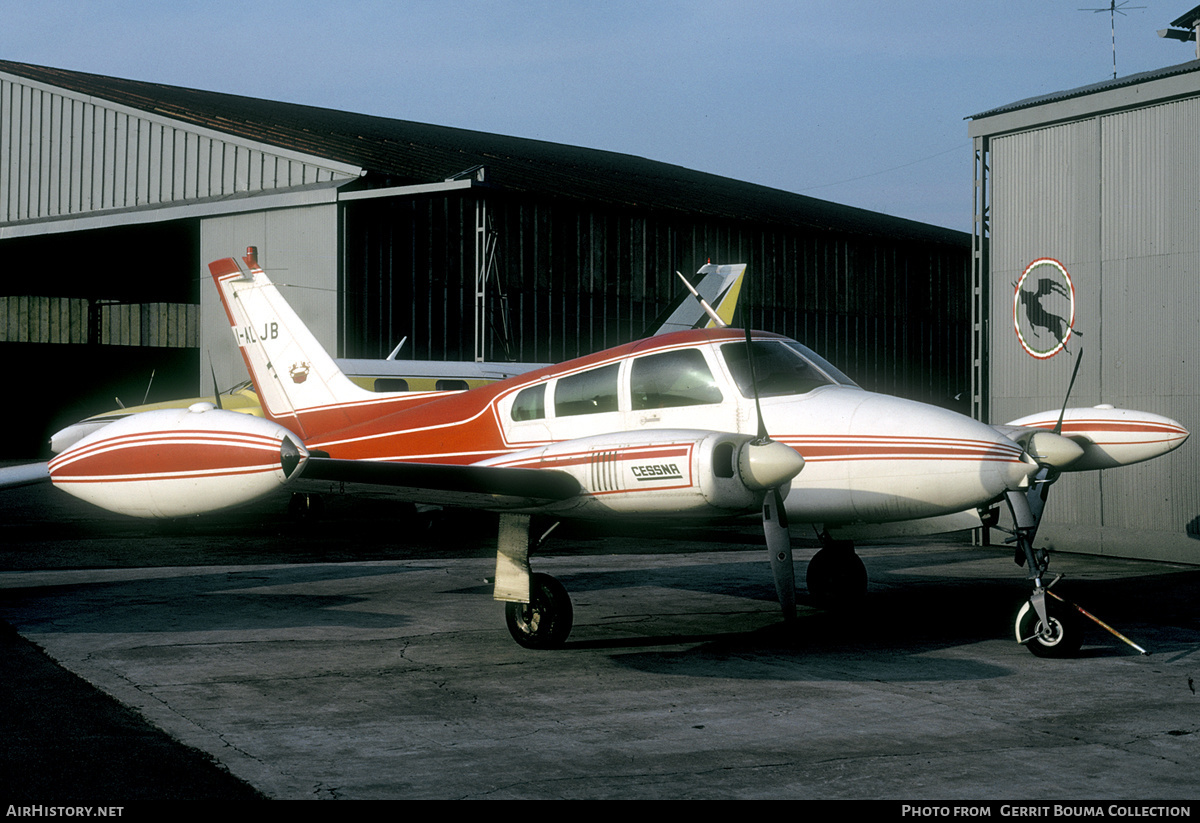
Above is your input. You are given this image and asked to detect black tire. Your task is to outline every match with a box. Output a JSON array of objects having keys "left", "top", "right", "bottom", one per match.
[
  {"left": 805, "top": 547, "right": 868, "bottom": 610},
  {"left": 1015, "top": 598, "right": 1083, "bottom": 658},
  {"left": 504, "top": 573, "right": 573, "bottom": 649}
]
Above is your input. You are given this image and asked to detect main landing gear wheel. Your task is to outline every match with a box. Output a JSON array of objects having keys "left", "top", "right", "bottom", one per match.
[
  {"left": 1015, "top": 599, "right": 1082, "bottom": 658},
  {"left": 505, "top": 573, "right": 574, "bottom": 649},
  {"left": 805, "top": 546, "right": 868, "bottom": 611}
]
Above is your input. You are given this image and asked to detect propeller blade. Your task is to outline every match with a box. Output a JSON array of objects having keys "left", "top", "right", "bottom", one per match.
[
  {"left": 741, "top": 271, "right": 770, "bottom": 442},
  {"left": 675, "top": 271, "right": 727, "bottom": 329},
  {"left": 764, "top": 487, "right": 796, "bottom": 619},
  {"left": 1054, "top": 347, "right": 1084, "bottom": 435},
  {"left": 739, "top": 264, "right": 800, "bottom": 619}
]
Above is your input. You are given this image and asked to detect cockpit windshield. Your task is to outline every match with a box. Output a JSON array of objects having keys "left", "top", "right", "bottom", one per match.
[{"left": 721, "top": 340, "right": 859, "bottom": 398}]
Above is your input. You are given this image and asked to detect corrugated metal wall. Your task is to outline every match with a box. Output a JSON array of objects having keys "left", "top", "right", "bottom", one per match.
[
  {"left": 343, "top": 192, "right": 971, "bottom": 406},
  {"left": 983, "top": 95, "right": 1200, "bottom": 561},
  {"left": 0, "top": 73, "right": 356, "bottom": 224},
  {"left": 0, "top": 296, "right": 197, "bottom": 346},
  {"left": 200, "top": 205, "right": 341, "bottom": 392}
]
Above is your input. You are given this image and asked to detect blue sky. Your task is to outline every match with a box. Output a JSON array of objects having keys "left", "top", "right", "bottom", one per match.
[{"left": 2, "top": 1, "right": 1195, "bottom": 231}]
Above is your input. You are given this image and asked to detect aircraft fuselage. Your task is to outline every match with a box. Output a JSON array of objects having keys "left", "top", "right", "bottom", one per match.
[{"left": 288, "top": 329, "right": 1033, "bottom": 527}]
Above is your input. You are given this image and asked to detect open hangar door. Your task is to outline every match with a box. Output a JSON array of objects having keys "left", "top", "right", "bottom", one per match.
[{"left": 0, "top": 220, "right": 201, "bottom": 458}]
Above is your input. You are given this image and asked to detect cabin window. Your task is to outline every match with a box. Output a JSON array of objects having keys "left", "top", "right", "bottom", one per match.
[
  {"left": 721, "top": 341, "right": 845, "bottom": 398},
  {"left": 436, "top": 379, "right": 469, "bottom": 391},
  {"left": 554, "top": 363, "right": 619, "bottom": 417},
  {"left": 511, "top": 384, "right": 546, "bottom": 421},
  {"left": 631, "top": 349, "right": 723, "bottom": 410},
  {"left": 374, "top": 378, "right": 409, "bottom": 392}
]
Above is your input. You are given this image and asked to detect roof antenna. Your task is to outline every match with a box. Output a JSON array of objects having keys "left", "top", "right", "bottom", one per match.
[{"left": 1080, "top": 0, "right": 1146, "bottom": 79}]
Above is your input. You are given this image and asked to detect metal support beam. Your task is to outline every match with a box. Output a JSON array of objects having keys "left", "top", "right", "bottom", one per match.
[
  {"left": 475, "top": 197, "right": 488, "bottom": 363},
  {"left": 970, "top": 135, "right": 991, "bottom": 425}
]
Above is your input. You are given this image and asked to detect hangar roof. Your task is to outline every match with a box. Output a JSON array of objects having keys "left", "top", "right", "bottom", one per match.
[
  {"left": 968, "top": 59, "right": 1200, "bottom": 121},
  {"left": 0, "top": 60, "right": 962, "bottom": 245},
  {"left": 1172, "top": 4, "right": 1200, "bottom": 28}
]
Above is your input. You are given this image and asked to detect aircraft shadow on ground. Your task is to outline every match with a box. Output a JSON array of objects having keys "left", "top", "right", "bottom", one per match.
[{"left": 2, "top": 532, "right": 1197, "bottom": 684}]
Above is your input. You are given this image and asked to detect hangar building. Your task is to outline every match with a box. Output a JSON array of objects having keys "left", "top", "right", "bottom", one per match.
[
  {"left": 969, "top": 49, "right": 1200, "bottom": 562},
  {"left": 0, "top": 60, "right": 969, "bottom": 457}
]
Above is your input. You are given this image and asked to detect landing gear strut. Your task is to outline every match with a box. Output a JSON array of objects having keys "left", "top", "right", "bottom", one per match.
[
  {"left": 1003, "top": 473, "right": 1084, "bottom": 658},
  {"left": 494, "top": 514, "right": 573, "bottom": 649}
]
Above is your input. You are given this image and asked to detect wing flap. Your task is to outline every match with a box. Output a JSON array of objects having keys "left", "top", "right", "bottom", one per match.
[{"left": 299, "top": 457, "right": 582, "bottom": 510}]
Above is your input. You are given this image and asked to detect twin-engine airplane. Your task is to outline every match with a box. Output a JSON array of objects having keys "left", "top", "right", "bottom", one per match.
[{"left": 41, "top": 248, "right": 1188, "bottom": 655}]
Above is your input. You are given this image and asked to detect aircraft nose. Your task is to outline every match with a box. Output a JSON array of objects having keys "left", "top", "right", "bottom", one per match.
[{"left": 876, "top": 395, "right": 1036, "bottom": 499}]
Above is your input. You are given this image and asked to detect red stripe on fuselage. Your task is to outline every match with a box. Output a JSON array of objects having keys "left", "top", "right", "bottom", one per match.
[{"left": 779, "top": 435, "right": 1025, "bottom": 464}]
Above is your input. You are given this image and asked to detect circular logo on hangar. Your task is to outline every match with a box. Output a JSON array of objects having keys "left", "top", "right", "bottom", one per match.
[{"left": 1013, "top": 258, "right": 1076, "bottom": 359}]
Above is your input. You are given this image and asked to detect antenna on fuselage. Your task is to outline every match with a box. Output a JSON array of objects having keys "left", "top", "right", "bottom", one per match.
[{"left": 208, "top": 354, "right": 223, "bottom": 410}]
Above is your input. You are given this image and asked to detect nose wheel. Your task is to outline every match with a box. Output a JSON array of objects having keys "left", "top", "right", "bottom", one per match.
[{"left": 1015, "top": 597, "right": 1082, "bottom": 658}]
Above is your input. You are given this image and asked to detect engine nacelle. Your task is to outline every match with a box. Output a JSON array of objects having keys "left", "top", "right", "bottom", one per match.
[
  {"left": 1005, "top": 406, "right": 1189, "bottom": 471},
  {"left": 48, "top": 404, "right": 308, "bottom": 518},
  {"left": 482, "top": 429, "right": 803, "bottom": 517}
]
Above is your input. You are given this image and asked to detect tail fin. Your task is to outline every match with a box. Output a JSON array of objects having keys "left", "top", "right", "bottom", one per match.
[
  {"left": 649, "top": 263, "right": 746, "bottom": 336},
  {"left": 209, "top": 247, "right": 378, "bottom": 439}
]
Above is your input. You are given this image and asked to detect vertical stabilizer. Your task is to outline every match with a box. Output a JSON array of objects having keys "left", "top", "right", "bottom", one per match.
[{"left": 209, "top": 248, "right": 378, "bottom": 439}]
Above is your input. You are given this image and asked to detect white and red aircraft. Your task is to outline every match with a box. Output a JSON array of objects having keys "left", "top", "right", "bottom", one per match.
[{"left": 39, "top": 248, "right": 1189, "bottom": 654}]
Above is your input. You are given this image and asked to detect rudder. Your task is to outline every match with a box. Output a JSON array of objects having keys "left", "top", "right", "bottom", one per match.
[{"left": 209, "top": 247, "right": 378, "bottom": 439}]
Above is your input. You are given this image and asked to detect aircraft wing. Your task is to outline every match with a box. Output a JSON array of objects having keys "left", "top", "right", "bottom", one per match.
[
  {"left": 295, "top": 453, "right": 582, "bottom": 511},
  {"left": 0, "top": 462, "right": 50, "bottom": 490}
]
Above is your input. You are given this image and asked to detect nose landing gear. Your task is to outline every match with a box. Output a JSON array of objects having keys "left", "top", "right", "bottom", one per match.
[
  {"left": 1002, "top": 479, "right": 1149, "bottom": 658},
  {"left": 1015, "top": 581, "right": 1082, "bottom": 658}
]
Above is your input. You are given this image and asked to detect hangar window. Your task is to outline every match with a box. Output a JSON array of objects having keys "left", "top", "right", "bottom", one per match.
[
  {"left": 631, "top": 349, "right": 722, "bottom": 410},
  {"left": 555, "top": 363, "right": 619, "bottom": 417},
  {"left": 511, "top": 384, "right": 546, "bottom": 421}
]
